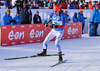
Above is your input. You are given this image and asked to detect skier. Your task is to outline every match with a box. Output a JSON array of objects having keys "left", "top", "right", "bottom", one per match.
[{"left": 37, "top": 4, "right": 65, "bottom": 62}]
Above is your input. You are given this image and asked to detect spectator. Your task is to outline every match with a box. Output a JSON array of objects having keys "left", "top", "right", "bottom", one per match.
[
  {"left": 5, "top": 0, "right": 12, "bottom": 9},
  {"left": 88, "top": 0, "right": 93, "bottom": 10},
  {"left": 33, "top": 11, "right": 42, "bottom": 24},
  {"left": 20, "top": 0, "right": 32, "bottom": 24},
  {"left": 64, "top": 11, "right": 70, "bottom": 23},
  {"left": 78, "top": 10, "right": 87, "bottom": 34},
  {"left": 48, "top": 2, "right": 53, "bottom": 9},
  {"left": 67, "top": 1, "right": 74, "bottom": 9},
  {"left": 13, "top": 13, "right": 20, "bottom": 25},
  {"left": 48, "top": 1, "right": 51, "bottom": 8},
  {"left": 30, "top": 1, "right": 39, "bottom": 9},
  {"left": 98, "top": 1, "right": 100, "bottom": 9},
  {"left": 91, "top": 5, "right": 100, "bottom": 36},
  {"left": 72, "top": 12, "right": 80, "bottom": 22},
  {"left": 79, "top": 2, "right": 85, "bottom": 9},
  {"left": 3, "top": 9, "right": 13, "bottom": 25}
]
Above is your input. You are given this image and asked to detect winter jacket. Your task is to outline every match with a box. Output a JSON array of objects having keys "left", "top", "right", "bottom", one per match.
[
  {"left": 3, "top": 12, "right": 12, "bottom": 25},
  {"left": 88, "top": 2, "right": 93, "bottom": 10},
  {"left": 91, "top": 8, "right": 100, "bottom": 23},
  {"left": 33, "top": 14, "right": 42, "bottom": 24},
  {"left": 20, "top": 6, "right": 32, "bottom": 23},
  {"left": 65, "top": 14, "right": 70, "bottom": 23},
  {"left": 67, "top": 3, "right": 74, "bottom": 9},
  {"left": 13, "top": 15, "right": 20, "bottom": 25},
  {"left": 5, "top": 0, "right": 12, "bottom": 9},
  {"left": 78, "top": 12, "right": 85, "bottom": 24},
  {"left": 73, "top": 16, "right": 80, "bottom": 22},
  {"left": 44, "top": 12, "right": 65, "bottom": 31}
]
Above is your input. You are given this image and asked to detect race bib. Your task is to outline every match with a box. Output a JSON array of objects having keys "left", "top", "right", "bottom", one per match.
[{"left": 52, "top": 21, "right": 62, "bottom": 25}]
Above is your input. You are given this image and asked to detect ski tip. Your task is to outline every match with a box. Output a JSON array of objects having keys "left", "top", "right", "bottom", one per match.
[
  {"left": 50, "top": 59, "right": 68, "bottom": 67},
  {"left": 4, "top": 59, "right": 8, "bottom": 60}
]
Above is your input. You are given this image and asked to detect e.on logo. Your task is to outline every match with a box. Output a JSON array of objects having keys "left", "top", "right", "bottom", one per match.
[
  {"left": 8, "top": 30, "right": 24, "bottom": 40},
  {"left": 68, "top": 27, "right": 78, "bottom": 35},
  {"left": 30, "top": 29, "right": 44, "bottom": 38}
]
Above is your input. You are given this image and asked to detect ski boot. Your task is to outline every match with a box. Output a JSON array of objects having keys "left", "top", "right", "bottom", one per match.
[
  {"left": 37, "top": 49, "right": 47, "bottom": 56},
  {"left": 58, "top": 52, "right": 63, "bottom": 62}
]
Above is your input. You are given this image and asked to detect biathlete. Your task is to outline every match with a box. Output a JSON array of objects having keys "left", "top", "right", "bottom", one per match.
[{"left": 37, "top": 5, "right": 65, "bottom": 62}]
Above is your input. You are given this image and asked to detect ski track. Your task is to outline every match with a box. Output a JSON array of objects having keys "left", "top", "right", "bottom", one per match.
[{"left": 0, "top": 34, "right": 100, "bottom": 71}]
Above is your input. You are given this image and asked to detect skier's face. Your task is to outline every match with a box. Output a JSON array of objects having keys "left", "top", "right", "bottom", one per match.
[{"left": 54, "top": 11, "right": 59, "bottom": 15}]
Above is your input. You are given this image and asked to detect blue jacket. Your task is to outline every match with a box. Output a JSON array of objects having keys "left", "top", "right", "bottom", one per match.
[
  {"left": 67, "top": 3, "right": 74, "bottom": 9},
  {"left": 73, "top": 16, "right": 80, "bottom": 22},
  {"left": 3, "top": 12, "right": 12, "bottom": 25},
  {"left": 44, "top": 12, "right": 65, "bottom": 31},
  {"left": 91, "top": 8, "right": 100, "bottom": 23},
  {"left": 0, "top": 22, "right": 1, "bottom": 27},
  {"left": 78, "top": 12, "right": 85, "bottom": 24},
  {"left": 65, "top": 14, "right": 70, "bottom": 23},
  {"left": 13, "top": 15, "right": 20, "bottom": 25}
]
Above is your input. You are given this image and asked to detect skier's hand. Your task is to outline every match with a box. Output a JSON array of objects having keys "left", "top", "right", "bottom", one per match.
[
  {"left": 44, "top": 22, "right": 48, "bottom": 27},
  {"left": 84, "top": 17, "right": 87, "bottom": 19},
  {"left": 50, "top": 24, "right": 58, "bottom": 28}
]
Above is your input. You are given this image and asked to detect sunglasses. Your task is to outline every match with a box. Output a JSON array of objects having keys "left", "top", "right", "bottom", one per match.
[{"left": 54, "top": 11, "right": 57, "bottom": 12}]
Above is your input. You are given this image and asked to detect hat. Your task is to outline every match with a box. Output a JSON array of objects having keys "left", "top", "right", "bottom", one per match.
[
  {"left": 74, "top": 12, "right": 77, "bottom": 15},
  {"left": 23, "top": 0, "right": 28, "bottom": 3},
  {"left": 95, "top": 5, "right": 98, "bottom": 8},
  {"left": 36, "top": 11, "right": 39, "bottom": 13},
  {"left": 80, "top": 10, "right": 83, "bottom": 13},
  {"left": 89, "top": 0, "right": 92, "bottom": 2},
  {"left": 6, "top": 9, "right": 11, "bottom": 13},
  {"left": 65, "top": 11, "right": 68, "bottom": 13},
  {"left": 53, "top": 5, "right": 60, "bottom": 11}
]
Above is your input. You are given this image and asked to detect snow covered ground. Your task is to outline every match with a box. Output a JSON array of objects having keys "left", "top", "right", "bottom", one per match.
[{"left": 0, "top": 34, "right": 100, "bottom": 71}]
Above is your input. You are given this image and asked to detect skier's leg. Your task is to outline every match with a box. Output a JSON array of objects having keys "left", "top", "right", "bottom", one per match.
[
  {"left": 55, "top": 30, "right": 64, "bottom": 61},
  {"left": 37, "top": 29, "right": 55, "bottom": 56}
]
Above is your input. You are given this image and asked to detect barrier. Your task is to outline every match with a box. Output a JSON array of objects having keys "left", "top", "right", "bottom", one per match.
[
  {"left": 0, "top": 27, "right": 1, "bottom": 46},
  {"left": 1, "top": 22, "right": 81, "bottom": 46}
]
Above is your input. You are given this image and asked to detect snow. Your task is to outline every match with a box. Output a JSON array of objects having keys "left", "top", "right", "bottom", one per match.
[{"left": 0, "top": 34, "right": 100, "bottom": 71}]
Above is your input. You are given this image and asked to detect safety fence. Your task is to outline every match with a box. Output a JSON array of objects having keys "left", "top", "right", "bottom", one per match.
[{"left": 0, "top": 22, "right": 81, "bottom": 46}]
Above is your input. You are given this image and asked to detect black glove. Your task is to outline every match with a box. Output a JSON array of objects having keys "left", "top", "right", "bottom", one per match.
[
  {"left": 44, "top": 22, "right": 48, "bottom": 27},
  {"left": 10, "top": 20, "right": 16, "bottom": 23},
  {"left": 68, "top": 19, "right": 70, "bottom": 21},
  {"left": 50, "top": 24, "right": 58, "bottom": 28},
  {"left": 84, "top": 17, "right": 87, "bottom": 19},
  {"left": 91, "top": 22, "right": 94, "bottom": 24}
]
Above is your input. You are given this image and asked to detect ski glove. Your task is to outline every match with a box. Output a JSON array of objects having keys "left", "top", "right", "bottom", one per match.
[
  {"left": 10, "top": 20, "right": 16, "bottom": 23},
  {"left": 50, "top": 24, "right": 58, "bottom": 28},
  {"left": 84, "top": 17, "right": 87, "bottom": 19},
  {"left": 44, "top": 22, "right": 48, "bottom": 27}
]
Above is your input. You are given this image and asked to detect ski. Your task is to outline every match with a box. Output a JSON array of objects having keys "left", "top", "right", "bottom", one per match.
[
  {"left": 4, "top": 54, "right": 65, "bottom": 60},
  {"left": 50, "top": 59, "right": 68, "bottom": 67}
]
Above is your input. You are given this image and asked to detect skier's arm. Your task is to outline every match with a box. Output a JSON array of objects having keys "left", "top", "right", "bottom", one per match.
[{"left": 44, "top": 12, "right": 54, "bottom": 23}]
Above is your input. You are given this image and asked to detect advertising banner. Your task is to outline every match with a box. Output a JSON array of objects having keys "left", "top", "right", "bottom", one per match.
[{"left": 1, "top": 22, "right": 81, "bottom": 46}]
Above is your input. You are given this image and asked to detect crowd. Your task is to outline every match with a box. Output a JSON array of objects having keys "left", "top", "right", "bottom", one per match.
[
  {"left": 2, "top": 6, "right": 86, "bottom": 34},
  {"left": 3, "top": 0, "right": 100, "bottom": 10}
]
